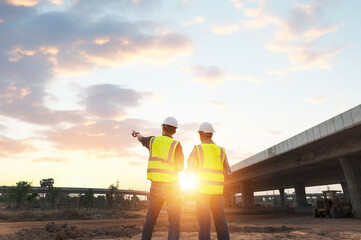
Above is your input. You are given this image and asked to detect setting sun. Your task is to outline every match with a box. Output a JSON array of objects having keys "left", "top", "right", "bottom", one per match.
[{"left": 180, "top": 173, "right": 197, "bottom": 191}]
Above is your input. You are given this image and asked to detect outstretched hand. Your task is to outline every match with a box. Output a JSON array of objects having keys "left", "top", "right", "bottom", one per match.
[{"left": 131, "top": 130, "right": 140, "bottom": 137}]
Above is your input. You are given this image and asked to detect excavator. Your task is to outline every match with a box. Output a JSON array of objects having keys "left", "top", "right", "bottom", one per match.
[{"left": 313, "top": 190, "right": 352, "bottom": 218}]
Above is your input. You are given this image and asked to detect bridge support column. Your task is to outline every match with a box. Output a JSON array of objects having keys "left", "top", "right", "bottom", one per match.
[
  {"left": 294, "top": 183, "right": 307, "bottom": 207},
  {"left": 340, "top": 157, "right": 361, "bottom": 218},
  {"left": 132, "top": 194, "right": 136, "bottom": 208},
  {"left": 241, "top": 181, "right": 254, "bottom": 209},
  {"left": 279, "top": 188, "right": 285, "bottom": 208},
  {"left": 223, "top": 191, "right": 231, "bottom": 207},
  {"left": 340, "top": 182, "right": 350, "bottom": 203}
]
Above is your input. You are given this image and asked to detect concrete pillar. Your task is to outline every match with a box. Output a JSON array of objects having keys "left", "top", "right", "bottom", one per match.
[
  {"left": 232, "top": 194, "right": 237, "bottom": 207},
  {"left": 223, "top": 191, "right": 230, "bottom": 207},
  {"left": 228, "top": 192, "right": 235, "bottom": 206},
  {"left": 132, "top": 194, "right": 136, "bottom": 208},
  {"left": 294, "top": 182, "right": 307, "bottom": 207},
  {"left": 241, "top": 181, "right": 254, "bottom": 209},
  {"left": 340, "top": 182, "right": 350, "bottom": 203},
  {"left": 340, "top": 157, "right": 361, "bottom": 218},
  {"left": 279, "top": 188, "right": 285, "bottom": 208},
  {"left": 76, "top": 193, "right": 80, "bottom": 209}
]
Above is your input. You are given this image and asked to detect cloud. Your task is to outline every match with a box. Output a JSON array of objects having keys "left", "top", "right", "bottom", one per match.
[
  {"left": 68, "top": 32, "right": 193, "bottom": 71},
  {"left": 205, "top": 101, "right": 227, "bottom": 108},
  {"left": 0, "top": 0, "right": 193, "bottom": 126},
  {"left": 0, "top": 124, "right": 7, "bottom": 132},
  {"left": 239, "top": 0, "right": 350, "bottom": 74},
  {"left": 69, "top": 0, "right": 163, "bottom": 15},
  {"left": 6, "top": 45, "right": 37, "bottom": 62},
  {"left": 239, "top": 1, "right": 280, "bottom": 30},
  {"left": 181, "top": 16, "right": 204, "bottom": 26},
  {"left": 94, "top": 37, "right": 110, "bottom": 45},
  {"left": 182, "top": 0, "right": 198, "bottom": 3},
  {"left": 49, "top": 0, "right": 63, "bottom": 5},
  {"left": 82, "top": 84, "right": 154, "bottom": 119},
  {"left": 5, "top": 0, "right": 39, "bottom": 7},
  {"left": 31, "top": 157, "right": 67, "bottom": 163},
  {"left": 0, "top": 135, "right": 36, "bottom": 157},
  {"left": 228, "top": 0, "right": 243, "bottom": 9},
  {"left": 44, "top": 118, "right": 156, "bottom": 155},
  {"left": 184, "top": 65, "right": 239, "bottom": 86},
  {"left": 307, "top": 97, "right": 326, "bottom": 103},
  {"left": 242, "top": 76, "right": 262, "bottom": 83},
  {"left": 0, "top": 79, "right": 85, "bottom": 125},
  {"left": 0, "top": 50, "right": 86, "bottom": 125},
  {"left": 267, "top": 70, "right": 287, "bottom": 76},
  {"left": 212, "top": 24, "right": 239, "bottom": 35},
  {"left": 263, "top": 130, "right": 283, "bottom": 136},
  {"left": 0, "top": 85, "right": 30, "bottom": 99}
]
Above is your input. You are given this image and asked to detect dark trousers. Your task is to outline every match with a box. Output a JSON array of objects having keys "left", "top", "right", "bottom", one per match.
[
  {"left": 196, "top": 193, "right": 230, "bottom": 240},
  {"left": 142, "top": 181, "right": 181, "bottom": 240}
]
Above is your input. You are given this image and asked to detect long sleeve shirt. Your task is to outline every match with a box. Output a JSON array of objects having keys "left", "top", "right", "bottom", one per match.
[
  {"left": 186, "top": 140, "right": 232, "bottom": 179},
  {"left": 141, "top": 134, "right": 184, "bottom": 172}
]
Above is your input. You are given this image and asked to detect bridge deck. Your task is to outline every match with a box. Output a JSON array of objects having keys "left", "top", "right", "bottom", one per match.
[{"left": 231, "top": 104, "right": 361, "bottom": 172}]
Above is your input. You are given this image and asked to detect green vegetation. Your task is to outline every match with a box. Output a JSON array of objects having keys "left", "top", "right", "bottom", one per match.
[
  {"left": 0, "top": 181, "right": 147, "bottom": 222},
  {"left": 26, "top": 192, "right": 39, "bottom": 213},
  {"left": 46, "top": 186, "right": 62, "bottom": 214},
  {"left": 12, "top": 181, "right": 32, "bottom": 209},
  {"left": 1, "top": 181, "right": 36, "bottom": 209},
  {"left": 84, "top": 188, "right": 94, "bottom": 211}
]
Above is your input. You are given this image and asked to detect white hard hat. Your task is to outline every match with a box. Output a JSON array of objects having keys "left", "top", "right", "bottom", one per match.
[
  {"left": 162, "top": 116, "right": 178, "bottom": 128},
  {"left": 198, "top": 122, "right": 215, "bottom": 133}
]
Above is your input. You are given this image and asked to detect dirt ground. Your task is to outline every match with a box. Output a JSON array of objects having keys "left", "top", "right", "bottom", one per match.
[{"left": 1, "top": 207, "right": 361, "bottom": 239}]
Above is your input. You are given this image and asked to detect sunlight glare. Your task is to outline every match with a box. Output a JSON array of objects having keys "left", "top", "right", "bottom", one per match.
[{"left": 180, "top": 173, "right": 197, "bottom": 191}]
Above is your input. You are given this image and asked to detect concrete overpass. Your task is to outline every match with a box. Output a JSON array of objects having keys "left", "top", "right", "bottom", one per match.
[{"left": 225, "top": 104, "right": 361, "bottom": 218}]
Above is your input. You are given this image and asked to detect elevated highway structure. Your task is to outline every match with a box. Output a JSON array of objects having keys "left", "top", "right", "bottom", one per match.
[
  {"left": 225, "top": 104, "right": 361, "bottom": 218},
  {"left": 0, "top": 187, "right": 148, "bottom": 197}
]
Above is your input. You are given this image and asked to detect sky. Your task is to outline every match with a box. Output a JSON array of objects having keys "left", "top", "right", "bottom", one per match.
[{"left": 0, "top": 0, "right": 360, "bottom": 192}]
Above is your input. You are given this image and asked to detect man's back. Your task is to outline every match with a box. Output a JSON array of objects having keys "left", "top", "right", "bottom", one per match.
[{"left": 195, "top": 143, "right": 225, "bottom": 195}]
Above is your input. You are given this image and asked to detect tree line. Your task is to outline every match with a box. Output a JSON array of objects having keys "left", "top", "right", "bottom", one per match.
[{"left": 0, "top": 181, "right": 145, "bottom": 213}]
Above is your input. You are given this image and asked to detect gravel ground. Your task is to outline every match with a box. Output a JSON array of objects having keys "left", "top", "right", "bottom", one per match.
[{"left": 1, "top": 208, "right": 361, "bottom": 239}]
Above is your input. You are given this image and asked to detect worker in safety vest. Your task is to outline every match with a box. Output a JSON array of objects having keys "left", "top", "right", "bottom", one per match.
[
  {"left": 131, "top": 116, "right": 184, "bottom": 240},
  {"left": 186, "top": 122, "right": 231, "bottom": 240}
]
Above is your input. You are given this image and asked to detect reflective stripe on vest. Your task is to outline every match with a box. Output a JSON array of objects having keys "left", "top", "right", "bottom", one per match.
[
  {"left": 147, "top": 136, "right": 179, "bottom": 182},
  {"left": 196, "top": 144, "right": 225, "bottom": 194}
]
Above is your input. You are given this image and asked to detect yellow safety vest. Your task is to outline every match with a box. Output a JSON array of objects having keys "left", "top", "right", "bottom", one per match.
[
  {"left": 196, "top": 143, "right": 225, "bottom": 194},
  {"left": 147, "top": 136, "right": 180, "bottom": 182}
]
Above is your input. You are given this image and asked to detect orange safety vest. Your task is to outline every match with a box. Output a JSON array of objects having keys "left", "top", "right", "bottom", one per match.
[
  {"left": 147, "top": 136, "right": 180, "bottom": 182},
  {"left": 196, "top": 143, "right": 225, "bottom": 194}
]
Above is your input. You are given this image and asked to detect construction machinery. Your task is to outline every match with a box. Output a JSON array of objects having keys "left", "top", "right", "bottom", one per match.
[{"left": 313, "top": 190, "right": 352, "bottom": 218}]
